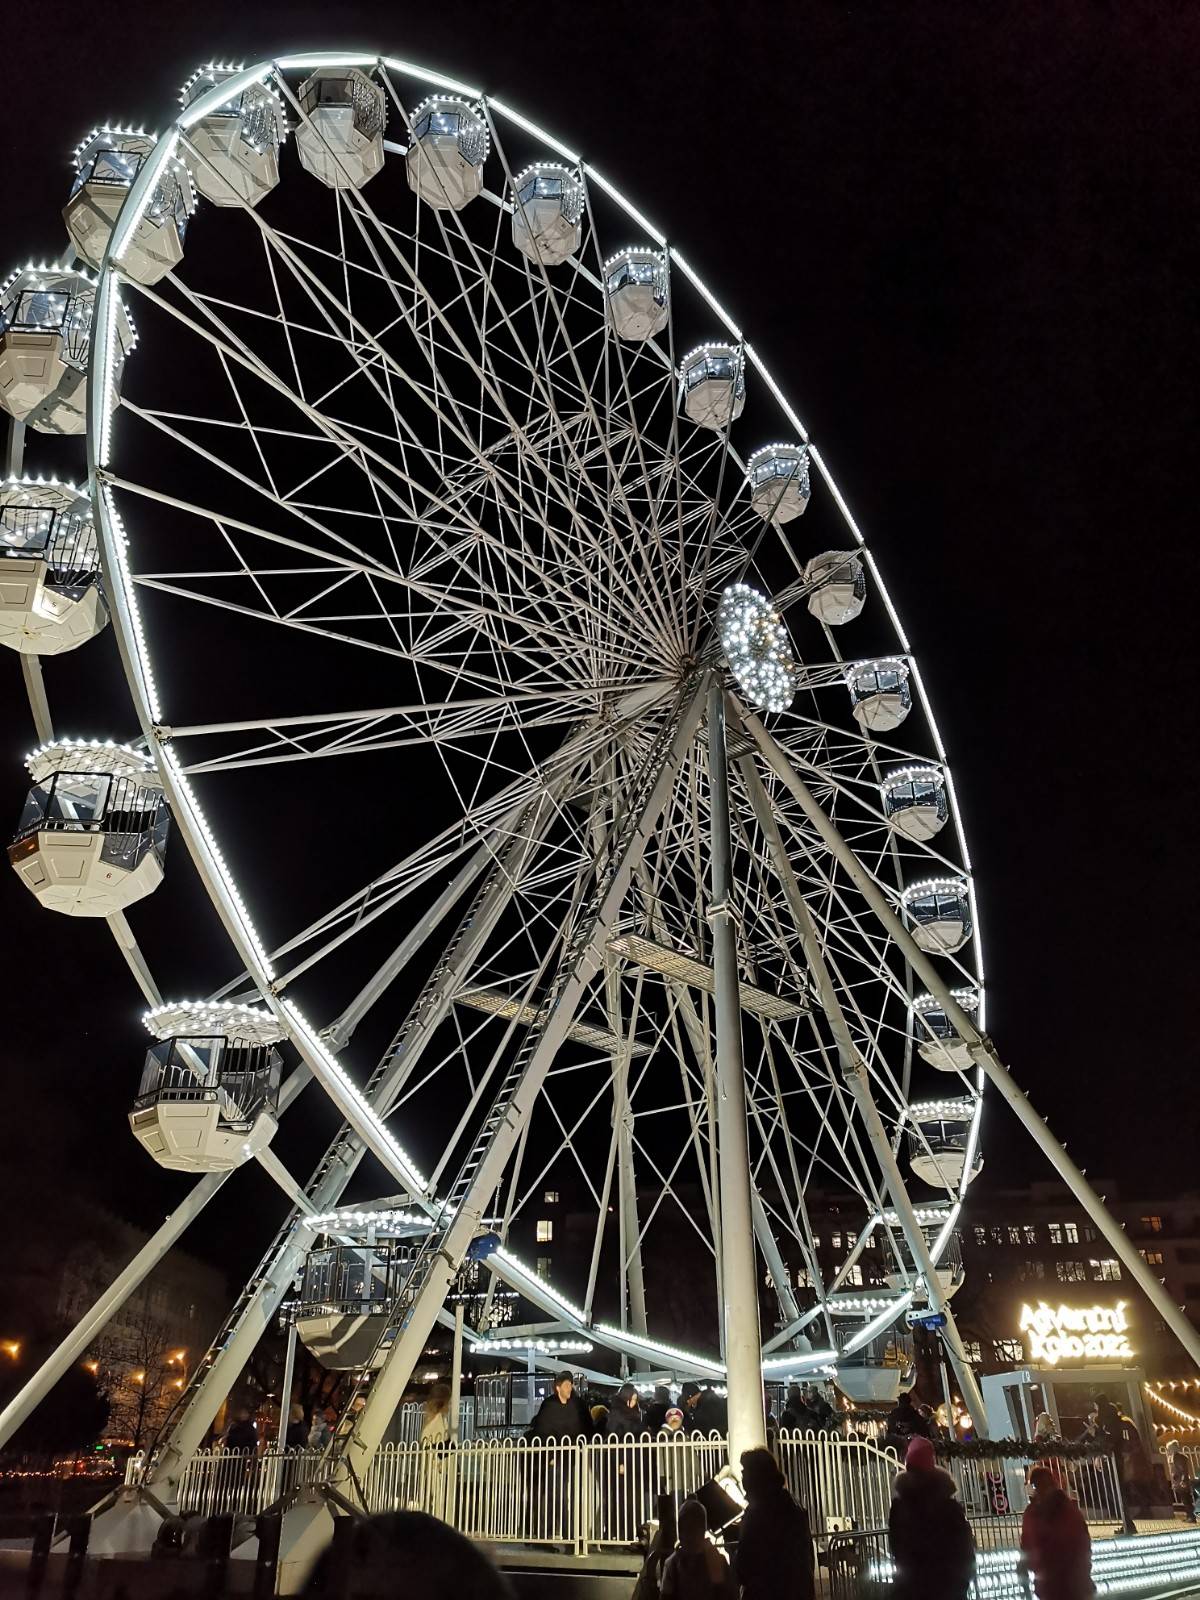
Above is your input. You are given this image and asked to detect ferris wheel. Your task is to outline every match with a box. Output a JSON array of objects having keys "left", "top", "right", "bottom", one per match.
[{"left": 1, "top": 52, "right": 1189, "bottom": 1514}]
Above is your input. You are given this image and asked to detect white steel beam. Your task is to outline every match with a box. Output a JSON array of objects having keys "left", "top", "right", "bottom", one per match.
[
  {"left": 706, "top": 679, "right": 767, "bottom": 1465},
  {"left": 743, "top": 706, "right": 1200, "bottom": 1378}
]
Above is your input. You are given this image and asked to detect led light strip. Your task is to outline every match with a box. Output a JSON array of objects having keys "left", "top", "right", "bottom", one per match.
[{"left": 83, "top": 49, "right": 978, "bottom": 1377}]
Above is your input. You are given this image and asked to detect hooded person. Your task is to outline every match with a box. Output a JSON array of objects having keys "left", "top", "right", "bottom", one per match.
[
  {"left": 731, "top": 1448, "right": 815, "bottom": 1600},
  {"left": 660, "top": 1497, "right": 736, "bottom": 1599},
  {"left": 888, "top": 1436, "right": 976, "bottom": 1600},
  {"left": 1020, "top": 1465, "right": 1095, "bottom": 1600}
]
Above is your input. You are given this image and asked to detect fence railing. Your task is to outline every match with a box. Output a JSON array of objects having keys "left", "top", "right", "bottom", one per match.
[
  {"left": 176, "top": 1449, "right": 326, "bottom": 1521},
  {"left": 146, "top": 1433, "right": 1130, "bottom": 1560},
  {"left": 778, "top": 1430, "right": 899, "bottom": 1533},
  {"left": 937, "top": 1448, "right": 1125, "bottom": 1553}
]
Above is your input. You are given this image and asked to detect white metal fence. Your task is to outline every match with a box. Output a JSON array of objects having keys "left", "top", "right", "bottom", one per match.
[
  {"left": 153, "top": 1434, "right": 1127, "bottom": 1557},
  {"left": 778, "top": 1430, "right": 899, "bottom": 1533},
  {"left": 939, "top": 1449, "right": 1126, "bottom": 1553}
]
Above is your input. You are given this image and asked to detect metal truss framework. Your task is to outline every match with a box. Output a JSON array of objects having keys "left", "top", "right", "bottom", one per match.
[{"left": 4, "top": 54, "right": 1196, "bottom": 1536}]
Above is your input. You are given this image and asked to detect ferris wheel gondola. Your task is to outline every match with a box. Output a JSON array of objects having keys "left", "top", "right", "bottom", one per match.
[{"left": 0, "top": 48, "right": 1003, "bottom": 1500}]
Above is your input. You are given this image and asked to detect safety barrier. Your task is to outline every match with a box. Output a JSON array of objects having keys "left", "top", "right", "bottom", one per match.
[
  {"left": 176, "top": 1448, "right": 326, "bottom": 1519},
  {"left": 938, "top": 1448, "right": 1126, "bottom": 1553},
  {"left": 149, "top": 1434, "right": 1130, "bottom": 1560},
  {"left": 777, "top": 1429, "right": 899, "bottom": 1533}
]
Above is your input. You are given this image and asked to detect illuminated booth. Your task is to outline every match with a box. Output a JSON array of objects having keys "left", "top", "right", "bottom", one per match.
[{"left": 981, "top": 1298, "right": 1162, "bottom": 1510}]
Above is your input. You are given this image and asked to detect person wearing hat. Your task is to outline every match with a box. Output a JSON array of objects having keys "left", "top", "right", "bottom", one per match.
[
  {"left": 887, "top": 1435, "right": 976, "bottom": 1600},
  {"left": 679, "top": 1381, "right": 727, "bottom": 1436}
]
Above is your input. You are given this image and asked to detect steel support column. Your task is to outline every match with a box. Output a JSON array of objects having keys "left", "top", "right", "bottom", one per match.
[{"left": 706, "top": 679, "right": 767, "bottom": 1466}]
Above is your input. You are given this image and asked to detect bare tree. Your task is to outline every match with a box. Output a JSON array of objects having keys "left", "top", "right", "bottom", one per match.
[{"left": 91, "top": 1300, "right": 189, "bottom": 1451}]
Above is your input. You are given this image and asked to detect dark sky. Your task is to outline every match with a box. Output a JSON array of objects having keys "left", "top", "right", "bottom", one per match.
[{"left": 3, "top": 0, "right": 1198, "bottom": 1273}]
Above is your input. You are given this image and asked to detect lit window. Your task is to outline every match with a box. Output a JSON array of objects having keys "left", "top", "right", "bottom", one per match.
[
  {"left": 544, "top": 1190, "right": 559, "bottom": 1204},
  {"left": 536, "top": 1257, "right": 552, "bottom": 1281},
  {"left": 830, "top": 1232, "right": 843, "bottom": 1251},
  {"left": 847, "top": 1265, "right": 863, "bottom": 1286},
  {"left": 1091, "top": 1258, "right": 1121, "bottom": 1282},
  {"left": 1023, "top": 1225, "right": 1038, "bottom": 1246},
  {"left": 811, "top": 1235, "right": 822, "bottom": 1250},
  {"left": 796, "top": 1266, "right": 814, "bottom": 1288},
  {"left": 991, "top": 1226, "right": 1005, "bottom": 1246},
  {"left": 993, "top": 1339, "right": 1023, "bottom": 1363},
  {"left": 1056, "top": 1261, "right": 1087, "bottom": 1282},
  {"left": 1141, "top": 1215, "right": 1163, "bottom": 1234},
  {"left": 1008, "top": 1226, "right": 1022, "bottom": 1246},
  {"left": 973, "top": 1226, "right": 987, "bottom": 1246},
  {"left": 964, "top": 1341, "right": 983, "bottom": 1363},
  {"left": 535, "top": 1220, "right": 553, "bottom": 1244},
  {"left": 1048, "top": 1223, "right": 1063, "bottom": 1246},
  {"left": 1063, "top": 1222, "right": 1079, "bottom": 1245},
  {"left": 1143, "top": 1250, "right": 1164, "bottom": 1267}
]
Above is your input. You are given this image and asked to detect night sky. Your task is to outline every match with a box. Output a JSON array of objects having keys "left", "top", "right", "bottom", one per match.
[{"left": 3, "top": 1, "right": 1198, "bottom": 1278}]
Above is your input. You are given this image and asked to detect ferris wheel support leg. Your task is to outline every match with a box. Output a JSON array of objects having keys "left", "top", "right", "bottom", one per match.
[
  {"left": 743, "top": 708, "right": 1200, "bottom": 1378},
  {"left": 0, "top": 1171, "right": 229, "bottom": 1450},
  {"left": 329, "top": 682, "right": 707, "bottom": 1495},
  {"left": 142, "top": 779, "right": 575, "bottom": 1493},
  {"left": 706, "top": 680, "right": 768, "bottom": 1466},
  {"left": 732, "top": 722, "right": 989, "bottom": 1431}
]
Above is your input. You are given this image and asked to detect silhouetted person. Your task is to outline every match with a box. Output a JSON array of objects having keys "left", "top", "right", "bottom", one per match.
[
  {"left": 304, "top": 1510, "right": 513, "bottom": 1598},
  {"left": 223, "top": 1407, "right": 257, "bottom": 1453},
  {"left": 732, "top": 1448, "right": 815, "bottom": 1600},
  {"left": 886, "top": 1390, "right": 931, "bottom": 1449},
  {"left": 1020, "top": 1465, "right": 1095, "bottom": 1600},
  {"left": 661, "top": 1497, "right": 736, "bottom": 1598},
  {"left": 888, "top": 1436, "right": 975, "bottom": 1600},
  {"left": 285, "top": 1403, "right": 307, "bottom": 1450},
  {"left": 607, "top": 1382, "right": 648, "bottom": 1539}
]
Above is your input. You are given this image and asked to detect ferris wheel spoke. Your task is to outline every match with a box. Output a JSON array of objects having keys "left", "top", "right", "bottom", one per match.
[
  {"left": 251, "top": 113, "right": 687, "bottom": 666},
  {"left": 132, "top": 268, "right": 675, "bottom": 675},
  {"left": 378, "top": 82, "right": 687, "bottom": 649},
  {"left": 475, "top": 124, "right": 688, "bottom": 653},
  {"left": 331, "top": 196, "right": 687, "bottom": 662}
]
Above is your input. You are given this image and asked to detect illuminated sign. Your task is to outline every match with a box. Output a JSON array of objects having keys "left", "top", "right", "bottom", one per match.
[{"left": 1018, "top": 1301, "right": 1134, "bottom": 1366}]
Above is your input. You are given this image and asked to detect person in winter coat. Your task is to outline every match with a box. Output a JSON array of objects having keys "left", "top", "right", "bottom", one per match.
[
  {"left": 308, "top": 1406, "right": 335, "bottom": 1450},
  {"left": 732, "top": 1448, "right": 815, "bottom": 1600},
  {"left": 1020, "top": 1466, "right": 1095, "bottom": 1600},
  {"left": 888, "top": 1435, "right": 976, "bottom": 1600},
  {"left": 284, "top": 1402, "right": 308, "bottom": 1450},
  {"left": 801, "top": 1383, "right": 838, "bottom": 1432},
  {"left": 644, "top": 1385, "right": 672, "bottom": 1433},
  {"left": 606, "top": 1382, "right": 648, "bottom": 1539},
  {"left": 528, "top": 1371, "right": 590, "bottom": 1440},
  {"left": 223, "top": 1407, "right": 258, "bottom": 1454},
  {"left": 660, "top": 1497, "right": 736, "bottom": 1599},
  {"left": 781, "top": 1386, "right": 815, "bottom": 1433}
]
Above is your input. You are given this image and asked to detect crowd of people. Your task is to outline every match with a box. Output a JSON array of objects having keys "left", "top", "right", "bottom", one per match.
[{"left": 221, "top": 1372, "right": 1200, "bottom": 1600}]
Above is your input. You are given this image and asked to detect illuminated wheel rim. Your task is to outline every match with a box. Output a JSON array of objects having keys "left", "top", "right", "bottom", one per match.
[{"left": 73, "top": 52, "right": 984, "bottom": 1385}]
